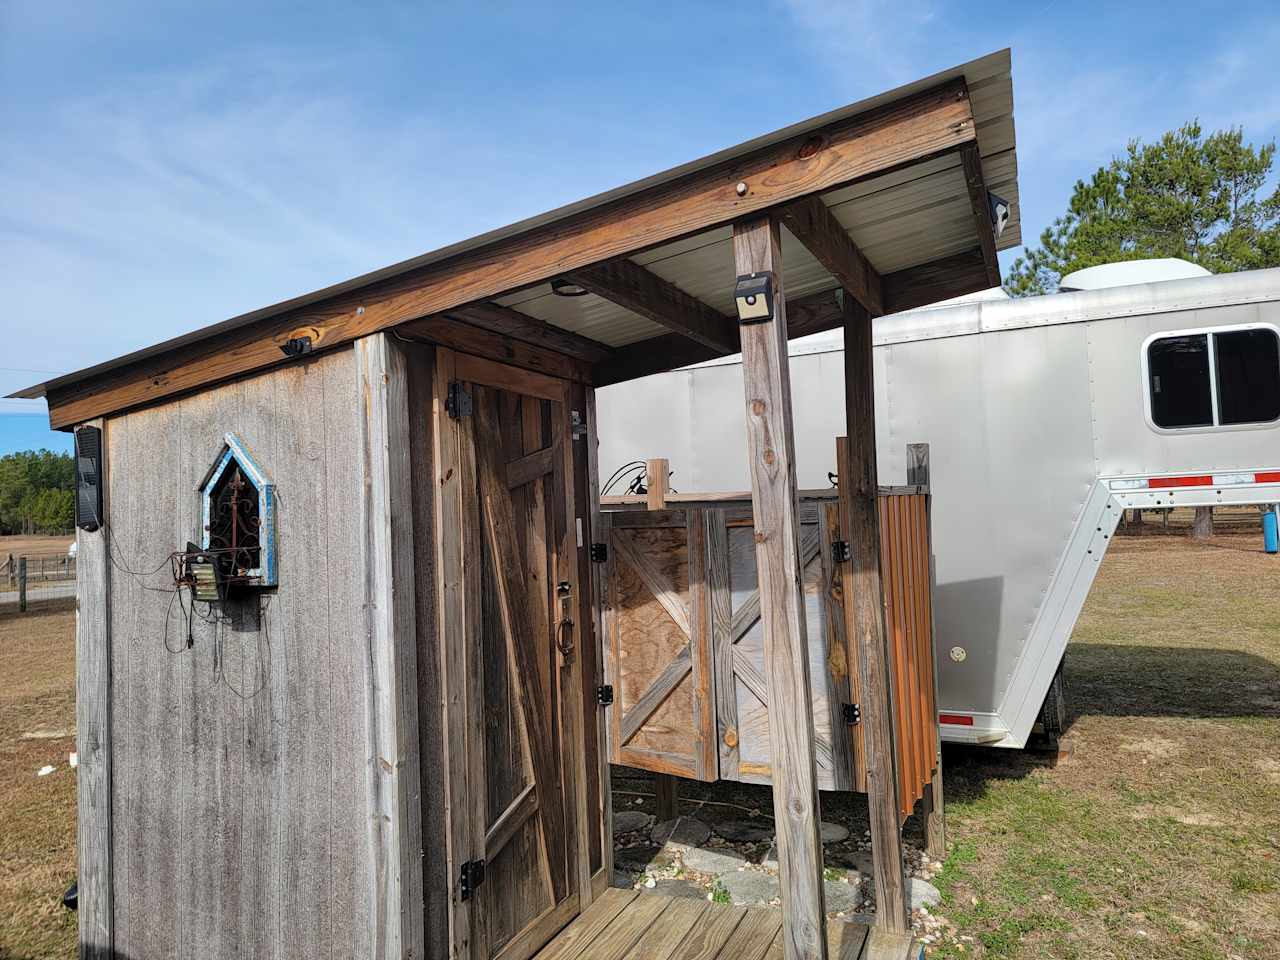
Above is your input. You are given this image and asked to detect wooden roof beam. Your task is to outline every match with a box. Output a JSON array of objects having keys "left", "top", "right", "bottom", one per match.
[
  {"left": 565, "top": 259, "right": 739, "bottom": 354},
  {"left": 594, "top": 287, "right": 843, "bottom": 386},
  {"left": 442, "top": 301, "right": 615, "bottom": 363},
  {"left": 596, "top": 243, "right": 993, "bottom": 386},
  {"left": 882, "top": 246, "right": 990, "bottom": 313},
  {"left": 41, "top": 79, "right": 976, "bottom": 429},
  {"left": 959, "top": 143, "right": 1002, "bottom": 288},
  {"left": 777, "top": 196, "right": 884, "bottom": 316}
]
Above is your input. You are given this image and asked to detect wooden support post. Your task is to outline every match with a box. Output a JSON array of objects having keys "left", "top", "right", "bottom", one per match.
[
  {"left": 18, "top": 557, "right": 27, "bottom": 613},
  {"left": 645, "top": 458, "right": 669, "bottom": 511},
  {"left": 654, "top": 774, "right": 680, "bottom": 822},
  {"left": 838, "top": 292, "right": 910, "bottom": 933},
  {"left": 75, "top": 420, "right": 112, "bottom": 958},
  {"left": 732, "top": 215, "right": 827, "bottom": 960},
  {"left": 908, "top": 443, "right": 947, "bottom": 861},
  {"left": 355, "top": 333, "right": 427, "bottom": 960}
]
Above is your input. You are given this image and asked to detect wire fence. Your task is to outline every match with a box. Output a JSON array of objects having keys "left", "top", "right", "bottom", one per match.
[{"left": 0, "top": 551, "right": 78, "bottom": 614}]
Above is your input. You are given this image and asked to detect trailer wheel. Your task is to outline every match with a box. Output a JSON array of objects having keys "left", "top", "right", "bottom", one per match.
[{"left": 1032, "top": 658, "right": 1067, "bottom": 745}]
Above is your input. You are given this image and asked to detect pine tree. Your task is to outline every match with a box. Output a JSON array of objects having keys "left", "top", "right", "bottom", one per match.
[{"left": 1006, "top": 122, "right": 1280, "bottom": 296}]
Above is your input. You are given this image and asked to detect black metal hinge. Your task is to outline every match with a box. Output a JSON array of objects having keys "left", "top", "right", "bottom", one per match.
[
  {"left": 831, "top": 539, "right": 851, "bottom": 564},
  {"left": 446, "top": 381, "right": 473, "bottom": 420},
  {"left": 590, "top": 542, "right": 608, "bottom": 563},
  {"left": 597, "top": 684, "right": 614, "bottom": 706},
  {"left": 843, "top": 703, "right": 862, "bottom": 725},
  {"left": 459, "top": 859, "right": 486, "bottom": 901}
]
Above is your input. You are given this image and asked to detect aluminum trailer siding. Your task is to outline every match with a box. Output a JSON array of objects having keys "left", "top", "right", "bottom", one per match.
[{"left": 597, "top": 268, "right": 1280, "bottom": 747}]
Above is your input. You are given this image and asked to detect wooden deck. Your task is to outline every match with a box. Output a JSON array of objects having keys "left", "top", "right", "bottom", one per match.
[{"left": 532, "top": 888, "right": 920, "bottom": 960}]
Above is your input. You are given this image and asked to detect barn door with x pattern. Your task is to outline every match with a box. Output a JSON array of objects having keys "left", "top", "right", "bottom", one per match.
[
  {"left": 714, "top": 503, "right": 855, "bottom": 791},
  {"left": 446, "top": 350, "right": 586, "bottom": 960},
  {"left": 603, "top": 509, "right": 717, "bottom": 781}
]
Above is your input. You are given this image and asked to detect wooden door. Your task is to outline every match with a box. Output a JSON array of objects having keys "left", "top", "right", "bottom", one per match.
[
  {"left": 713, "top": 503, "right": 855, "bottom": 792},
  {"left": 441, "top": 350, "right": 587, "bottom": 960},
  {"left": 601, "top": 509, "right": 717, "bottom": 781}
]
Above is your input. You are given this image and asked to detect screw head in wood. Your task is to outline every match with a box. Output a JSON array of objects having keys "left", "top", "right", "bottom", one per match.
[{"left": 735, "top": 181, "right": 748, "bottom": 197}]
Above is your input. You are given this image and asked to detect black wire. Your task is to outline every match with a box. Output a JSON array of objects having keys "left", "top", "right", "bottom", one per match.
[{"left": 602, "top": 460, "right": 646, "bottom": 495}]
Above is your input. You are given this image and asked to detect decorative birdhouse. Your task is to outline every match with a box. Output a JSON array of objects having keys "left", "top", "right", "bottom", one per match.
[{"left": 197, "top": 433, "right": 277, "bottom": 589}]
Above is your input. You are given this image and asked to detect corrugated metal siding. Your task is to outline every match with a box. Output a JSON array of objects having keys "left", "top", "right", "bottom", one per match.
[{"left": 875, "top": 493, "right": 940, "bottom": 817}]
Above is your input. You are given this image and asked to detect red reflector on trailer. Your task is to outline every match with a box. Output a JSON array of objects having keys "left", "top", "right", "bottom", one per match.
[
  {"left": 1148, "top": 475, "right": 1214, "bottom": 488},
  {"left": 938, "top": 713, "right": 974, "bottom": 726},
  {"left": 1256, "top": 471, "right": 1280, "bottom": 484}
]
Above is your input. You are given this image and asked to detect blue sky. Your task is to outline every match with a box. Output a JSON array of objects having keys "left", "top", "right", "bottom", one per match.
[{"left": 3, "top": 0, "right": 1279, "bottom": 455}]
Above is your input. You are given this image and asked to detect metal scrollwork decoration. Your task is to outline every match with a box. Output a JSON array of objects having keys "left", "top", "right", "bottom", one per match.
[{"left": 190, "top": 433, "right": 278, "bottom": 597}]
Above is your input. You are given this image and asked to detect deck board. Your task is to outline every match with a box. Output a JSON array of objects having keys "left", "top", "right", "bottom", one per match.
[{"left": 532, "top": 890, "right": 917, "bottom": 960}]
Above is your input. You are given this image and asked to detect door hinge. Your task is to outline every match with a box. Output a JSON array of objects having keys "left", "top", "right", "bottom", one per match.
[
  {"left": 831, "top": 539, "right": 851, "bottom": 564},
  {"left": 570, "top": 409, "right": 588, "bottom": 440},
  {"left": 842, "top": 703, "right": 862, "bottom": 725},
  {"left": 446, "top": 381, "right": 473, "bottom": 420},
  {"left": 597, "top": 684, "right": 614, "bottom": 706},
  {"left": 459, "top": 859, "right": 486, "bottom": 901},
  {"left": 590, "top": 542, "right": 608, "bottom": 563}
]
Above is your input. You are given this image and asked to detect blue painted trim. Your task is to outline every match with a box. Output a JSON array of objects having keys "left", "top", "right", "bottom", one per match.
[{"left": 198, "top": 432, "right": 278, "bottom": 587}]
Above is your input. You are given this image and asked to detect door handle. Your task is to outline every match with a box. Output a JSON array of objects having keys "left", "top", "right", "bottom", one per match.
[{"left": 556, "top": 581, "right": 575, "bottom": 658}]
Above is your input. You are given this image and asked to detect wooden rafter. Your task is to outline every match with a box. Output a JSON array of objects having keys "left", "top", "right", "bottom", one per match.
[
  {"left": 42, "top": 78, "right": 976, "bottom": 429},
  {"left": 566, "top": 259, "right": 738, "bottom": 354},
  {"left": 445, "top": 301, "right": 615, "bottom": 363},
  {"left": 593, "top": 240, "right": 993, "bottom": 388},
  {"left": 777, "top": 196, "right": 884, "bottom": 316},
  {"left": 959, "top": 143, "right": 1002, "bottom": 288},
  {"left": 882, "top": 247, "right": 990, "bottom": 314},
  {"left": 594, "top": 287, "right": 845, "bottom": 386}
]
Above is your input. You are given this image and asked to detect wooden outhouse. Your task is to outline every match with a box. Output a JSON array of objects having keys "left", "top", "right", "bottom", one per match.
[{"left": 17, "top": 49, "right": 1019, "bottom": 960}]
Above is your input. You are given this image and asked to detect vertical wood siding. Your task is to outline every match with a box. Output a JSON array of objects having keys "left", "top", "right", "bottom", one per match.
[{"left": 106, "top": 348, "right": 373, "bottom": 959}]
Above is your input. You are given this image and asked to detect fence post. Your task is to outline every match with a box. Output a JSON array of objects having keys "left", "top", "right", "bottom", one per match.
[
  {"left": 18, "top": 557, "right": 27, "bottom": 613},
  {"left": 6, "top": 552, "right": 12, "bottom": 587}
]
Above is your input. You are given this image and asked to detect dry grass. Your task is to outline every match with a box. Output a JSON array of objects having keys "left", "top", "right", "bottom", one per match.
[
  {"left": 0, "top": 600, "right": 77, "bottom": 960},
  {"left": 0, "top": 532, "right": 1276, "bottom": 958},
  {"left": 932, "top": 532, "right": 1280, "bottom": 959}
]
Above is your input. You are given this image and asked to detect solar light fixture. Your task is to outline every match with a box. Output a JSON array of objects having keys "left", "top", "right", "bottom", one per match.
[
  {"left": 184, "top": 542, "right": 223, "bottom": 602},
  {"left": 550, "top": 278, "right": 589, "bottom": 297},
  {"left": 988, "top": 191, "right": 1011, "bottom": 240},
  {"left": 734, "top": 272, "right": 775, "bottom": 324},
  {"left": 74, "top": 425, "right": 103, "bottom": 532}
]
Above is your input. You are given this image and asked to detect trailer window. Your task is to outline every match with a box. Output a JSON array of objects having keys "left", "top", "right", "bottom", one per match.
[
  {"left": 1147, "top": 327, "right": 1280, "bottom": 430},
  {"left": 1148, "top": 334, "right": 1212, "bottom": 428},
  {"left": 1215, "top": 329, "right": 1280, "bottom": 425}
]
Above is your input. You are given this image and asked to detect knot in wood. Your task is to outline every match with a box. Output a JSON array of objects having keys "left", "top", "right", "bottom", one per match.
[
  {"left": 751, "top": 399, "right": 766, "bottom": 416},
  {"left": 753, "top": 530, "right": 766, "bottom": 544},
  {"left": 796, "top": 134, "right": 826, "bottom": 160},
  {"left": 763, "top": 449, "right": 775, "bottom": 466}
]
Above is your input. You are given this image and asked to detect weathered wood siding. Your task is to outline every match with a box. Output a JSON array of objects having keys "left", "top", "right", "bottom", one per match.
[{"left": 104, "top": 347, "right": 382, "bottom": 958}]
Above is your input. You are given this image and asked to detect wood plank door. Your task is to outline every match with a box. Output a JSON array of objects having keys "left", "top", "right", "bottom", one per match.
[
  {"left": 602, "top": 509, "right": 717, "bottom": 781},
  {"left": 443, "top": 350, "right": 587, "bottom": 960},
  {"left": 715, "top": 505, "right": 855, "bottom": 791}
]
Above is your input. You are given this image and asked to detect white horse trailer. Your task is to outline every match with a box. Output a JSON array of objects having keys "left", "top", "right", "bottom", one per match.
[{"left": 597, "top": 267, "right": 1280, "bottom": 748}]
